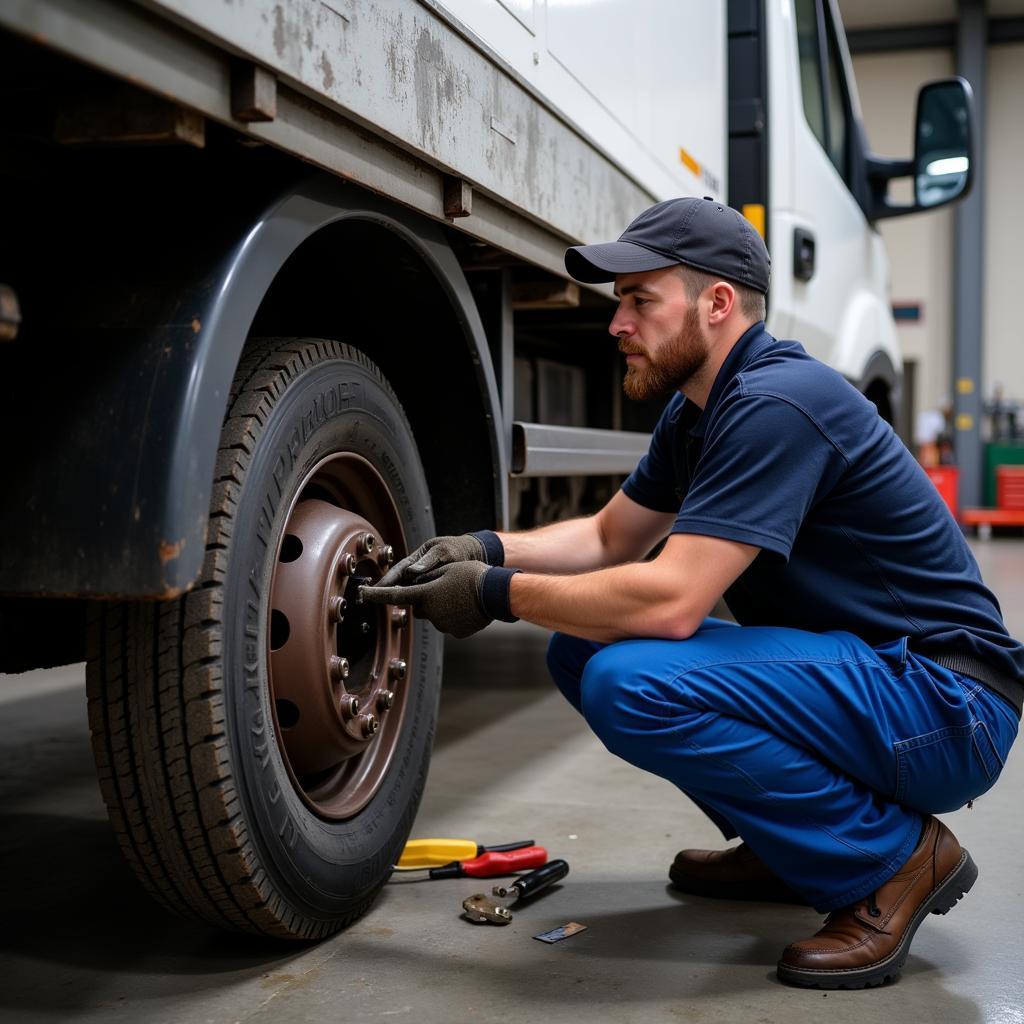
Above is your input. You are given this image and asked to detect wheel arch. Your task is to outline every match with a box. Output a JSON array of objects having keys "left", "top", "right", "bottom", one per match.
[
  {"left": 0, "top": 175, "right": 506, "bottom": 598},
  {"left": 244, "top": 198, "right": 507, "bottom": 554},
  {"left": 855, "top": 348, "right": 902, "bottom": 428},
  {"left": 187, "top": 177, "right": 506, "bottom": 584}
]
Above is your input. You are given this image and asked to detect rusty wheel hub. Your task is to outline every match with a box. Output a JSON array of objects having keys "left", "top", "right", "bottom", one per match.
[{"left": 267, "top": 454, "right": 411, "bottom": 819}]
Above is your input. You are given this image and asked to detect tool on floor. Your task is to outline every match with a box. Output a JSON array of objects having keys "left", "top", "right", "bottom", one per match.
[
  {"left": 461, "top": 859, "right": 570, "bottom": 925},
  {"left": 462, "top": 892, "right": 514, "bottom": 924},
  {"left": 396, "top": 837, "right": 534, "bottom": 869},
  {"left": 533, "top": 922, "right": 587, "bottom": 944},
  {"left": 422, "top": 845, "right": 548, "bottom": 880},
  {"left": 493, "top": 859, "right": 569, "bottom": 902}
]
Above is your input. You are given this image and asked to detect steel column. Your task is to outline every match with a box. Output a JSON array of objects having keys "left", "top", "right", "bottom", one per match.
[
  {"left": 496, "top": 269, "right": 514, "bottom": 530},
  {"left": 953, "top": 0, "right": 987, "bottom": 510}
]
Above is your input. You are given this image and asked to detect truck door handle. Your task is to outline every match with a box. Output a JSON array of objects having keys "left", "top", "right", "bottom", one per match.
[{"left": 793, "top": 228, "right": 816, "bottom": 282}]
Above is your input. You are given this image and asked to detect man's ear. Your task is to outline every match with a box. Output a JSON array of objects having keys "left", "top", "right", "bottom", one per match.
[{"left": 706, "top": 281, "right": 736, "bottom": 325}]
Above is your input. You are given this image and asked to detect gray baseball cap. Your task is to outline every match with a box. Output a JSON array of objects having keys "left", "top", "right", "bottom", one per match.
[{"left": 564, "top": 196, "right": 770, "bottom": 293}]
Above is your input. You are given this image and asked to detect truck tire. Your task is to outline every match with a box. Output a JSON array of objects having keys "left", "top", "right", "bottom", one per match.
[{"left": 86, "top": 338, "right": 442, "bottom": 939}]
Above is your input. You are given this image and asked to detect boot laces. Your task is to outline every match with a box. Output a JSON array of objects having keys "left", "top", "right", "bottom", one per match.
[{"left": 822, "top": 891, "right": 883, "bottom": 926}]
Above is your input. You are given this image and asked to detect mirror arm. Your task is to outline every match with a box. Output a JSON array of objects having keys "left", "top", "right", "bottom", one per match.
[
  {"left": 866, "top": 156, "right": 915, "bottom": 182},
  {"left": 865, "top": 154, "right": 919, "bottom": 222}
]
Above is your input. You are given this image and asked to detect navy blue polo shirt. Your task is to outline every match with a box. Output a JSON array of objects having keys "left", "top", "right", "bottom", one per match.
[{"left": 622, "top": 322, "right": 1024, "bottom": 695}]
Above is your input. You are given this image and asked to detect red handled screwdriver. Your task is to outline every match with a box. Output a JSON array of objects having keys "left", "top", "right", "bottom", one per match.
[{"left": 426, "top": 845, "right": 548, "bottom": 880}]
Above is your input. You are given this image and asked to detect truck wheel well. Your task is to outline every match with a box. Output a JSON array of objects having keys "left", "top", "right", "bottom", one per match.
[
  {"left": 248, "top": 218, "right": 498, "bottom": 533},
  {"left": 865, "top": 378, "right": 894, "bottom": 425}
]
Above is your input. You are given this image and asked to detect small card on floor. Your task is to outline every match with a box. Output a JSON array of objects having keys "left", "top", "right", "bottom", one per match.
[{"left": 533, "top": 922, "right": 587, "bottom": 944}]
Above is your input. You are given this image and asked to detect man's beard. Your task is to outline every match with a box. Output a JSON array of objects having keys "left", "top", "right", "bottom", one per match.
[{"left": 620, "top": 305, "right": 708, "bottom": 401}]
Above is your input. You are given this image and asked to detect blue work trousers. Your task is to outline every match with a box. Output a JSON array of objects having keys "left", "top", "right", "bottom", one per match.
[{"left": 546, "top": 619, "right": 1018, "bottom": 912}]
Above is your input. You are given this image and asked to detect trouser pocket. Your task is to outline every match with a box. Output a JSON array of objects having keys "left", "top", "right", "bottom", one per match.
[{"left": 894, "top": 719, "right": 1002, "bottom": 813}]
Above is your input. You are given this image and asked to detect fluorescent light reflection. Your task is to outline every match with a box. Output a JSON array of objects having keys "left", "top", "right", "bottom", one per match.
[{"left": 925, "top": 156, "right": 969, "bottom": 175}]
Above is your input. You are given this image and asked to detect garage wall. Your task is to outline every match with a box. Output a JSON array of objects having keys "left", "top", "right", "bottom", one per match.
[
  {"left": 851, "top": 48, "right": 955, "bottom": 423},
  {"left": 851, "top": 37, "right": 1024, "bottom": 430},
  {"left": 983, "top": 42, "right": 1024, "bottom": 404}
]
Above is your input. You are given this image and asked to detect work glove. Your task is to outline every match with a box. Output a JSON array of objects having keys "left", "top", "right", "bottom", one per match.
[
  {"left": 361, "top": 561, "right": 520, "bottom": 639},
  {"left": 376, "top": 530, "right": 504, "bottom": 588}
]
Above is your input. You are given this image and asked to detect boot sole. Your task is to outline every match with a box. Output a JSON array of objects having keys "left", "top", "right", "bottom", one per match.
[
  {"left": 668, "top": 865, "right": 807, "bottom": 905},
  {"left": 776, "top": 848, "right": 978, "bottom": 990}
]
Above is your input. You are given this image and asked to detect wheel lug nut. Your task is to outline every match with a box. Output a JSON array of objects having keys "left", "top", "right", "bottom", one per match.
[
  {"left": 378, "top": 690, "right": 395, "bottom": 711},
  {"left": 380, "top": 544, "right": 394, "bottom": 567},
  {"left": 330, "top": 656, "right": 350, "bottom": 680},
  {"left": 329, "top": 596, "right": 347, "bottom": 621},
  {"left": 391, "top": 607, "right": 408, "bottom": 627},
  {"left": 342, "top": 553, "right": 357, "bottom": 575},
  {"left": 360, "top": 532, "right": 375, "bottom": 555},
  {"left": 389, "top": 658, "right": 407, "bottom": 681},
  {"left": 340, "top": 694, "right": 360, "bottom": 717},
  {"left": 359, "top": 714, "right": 379, "bottom": 737}
]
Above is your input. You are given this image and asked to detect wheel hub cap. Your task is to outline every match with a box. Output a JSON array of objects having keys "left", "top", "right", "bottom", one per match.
[{"left": 267, "top": 477, "right": 410, "bottom": 819}]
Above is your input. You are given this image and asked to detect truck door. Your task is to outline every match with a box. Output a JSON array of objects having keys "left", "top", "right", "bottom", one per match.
[{"left": 784, "top": 0, "right": 889, "bottom": 369}]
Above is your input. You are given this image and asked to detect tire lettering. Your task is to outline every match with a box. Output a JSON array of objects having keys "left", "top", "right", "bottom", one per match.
[
  {"left": 300, "top": 382, "right": 363, "bottom": 444},
  {"left": 286, "top": 425, "right": 301, "bottom": 468},
  {"left": 256, "top": 496, "right": 275, "bottom": 548},
  {"left": 244, "top": 651, "right": 260, "bottom": 689},
  {"left": 244, "top": 594, "right": 262, "bottom": 694},
  {"left": 279, "top": 813, "right": 298, "bottom": 849},
  {"left": 250, "top": 708, "right": 271, "bottom": 769},
  {"left": 271, "top": 453, "right": 288, "bottom": 503}
]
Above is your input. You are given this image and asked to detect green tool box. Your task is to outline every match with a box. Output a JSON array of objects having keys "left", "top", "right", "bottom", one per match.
[{"left": 985, "top": 441, "right": 1024, "bottom": 506}]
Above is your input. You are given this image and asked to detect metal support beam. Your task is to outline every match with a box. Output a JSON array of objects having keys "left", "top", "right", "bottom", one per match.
[
  {"left": 511, "top": 423, "right": 651, "bottom": 477},
  {"left": 845, "top": 15, "right": 1024, "bottom": 54},
  {"left": 953, "top": 0, "right": 987, "bottom": 511},
  {"left": 846, "top": 22, "right": 955, "bottom": 53},
  {"left": 230, "top": 61, "right": 277, "bottom": 122},
  {"left": 497, "top": 270, "right": 514, "bottom": 527}
]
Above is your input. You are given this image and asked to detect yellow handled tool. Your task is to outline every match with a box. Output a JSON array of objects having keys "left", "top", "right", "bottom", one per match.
[{"left": 396, "top": 837, "right": 534, "bottom": 869}]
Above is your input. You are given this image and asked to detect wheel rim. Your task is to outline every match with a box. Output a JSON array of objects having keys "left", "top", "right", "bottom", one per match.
[{"left": 267, "top": 452, "right": 412, "bottom": 820}]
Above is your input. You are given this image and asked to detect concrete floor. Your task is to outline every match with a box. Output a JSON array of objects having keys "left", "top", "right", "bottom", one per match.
[{"left": 2, "top": 540, "right": 1023, "bottom": 1024}]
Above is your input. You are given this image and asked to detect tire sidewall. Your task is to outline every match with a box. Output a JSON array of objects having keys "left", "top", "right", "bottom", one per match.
[{"left": 222, "top": 346, "right": 441, "bottom": 920}]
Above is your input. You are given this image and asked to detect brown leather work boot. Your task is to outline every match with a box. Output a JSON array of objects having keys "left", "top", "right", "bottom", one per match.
[
  {"left": 669, "top": 842, "right": 807, "bottom": 904},
  {"left": 777, "top": 816, "right": 977, "bottom": 989}
]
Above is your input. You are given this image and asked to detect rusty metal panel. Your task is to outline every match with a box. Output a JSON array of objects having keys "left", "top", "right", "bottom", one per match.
[
  {"left": 133, "top": 0, "right": 657, "bottom": 246},
  {"left": 54, "top": 85, "right": 206, "bottom": 146},
  {"left": 0, "top": 0, "right": 595, "bottom": 281}
]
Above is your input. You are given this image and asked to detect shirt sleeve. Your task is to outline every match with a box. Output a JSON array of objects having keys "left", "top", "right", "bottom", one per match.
[
  {"left": 673, "top": 389, "right": 847, "bottom": 560},
  {"left": 621, "top": 396, "right": 684, "bottom": 513}
]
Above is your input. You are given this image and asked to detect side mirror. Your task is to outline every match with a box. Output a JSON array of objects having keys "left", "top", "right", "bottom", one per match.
[
  {"left": 864, "top": 77, "right": 975, "bottom": 221},
  {"left": 915, "top": 79, "right": 973, "bottom": 208}
]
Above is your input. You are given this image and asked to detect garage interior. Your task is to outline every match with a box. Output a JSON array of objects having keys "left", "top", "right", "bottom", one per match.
[
  {"left": 2, "top": 0, "right": 1024, "bottom": 1021},
  {"left": 1, "top": 542, "right": 1021, "bottom": 1021}
]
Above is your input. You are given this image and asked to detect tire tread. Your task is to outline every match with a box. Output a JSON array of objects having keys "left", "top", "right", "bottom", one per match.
[{"left": 87, "top": 338, "right": 406, "bottom": 938}]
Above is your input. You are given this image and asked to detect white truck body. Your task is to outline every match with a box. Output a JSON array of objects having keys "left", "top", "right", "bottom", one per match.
[
  {"left": 440, "top": 0, "right": 900, "bottom": 383},
  {"left": 439, "top": 0, "right": 728, "bottom": 202},
  {"left": 130, "top": 0, "right": 894, "bottom": 388}
]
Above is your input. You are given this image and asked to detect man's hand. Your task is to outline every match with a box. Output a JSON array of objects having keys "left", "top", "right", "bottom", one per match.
[
  {"left": 377, "top": 531, "right": 503, "bottom": 587},
  {"left": 361, "top": 561, "right": 519, "bottom": 639}
]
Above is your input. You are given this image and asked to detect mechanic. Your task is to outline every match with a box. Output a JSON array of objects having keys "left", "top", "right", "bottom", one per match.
[{"left": 361, "top": 196, "right": 1022, "bottom": 989}]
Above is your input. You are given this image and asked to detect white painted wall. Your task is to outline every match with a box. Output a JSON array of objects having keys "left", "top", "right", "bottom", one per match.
[
  {"left": 851, "top": 47, "right": 955, "bottom": 420},
  {"left": 852, "top": 39, "right": 1024, "bottom": 422},
  {"left": 983, "top": 43, "right": 1024, "bottom": 405}
]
